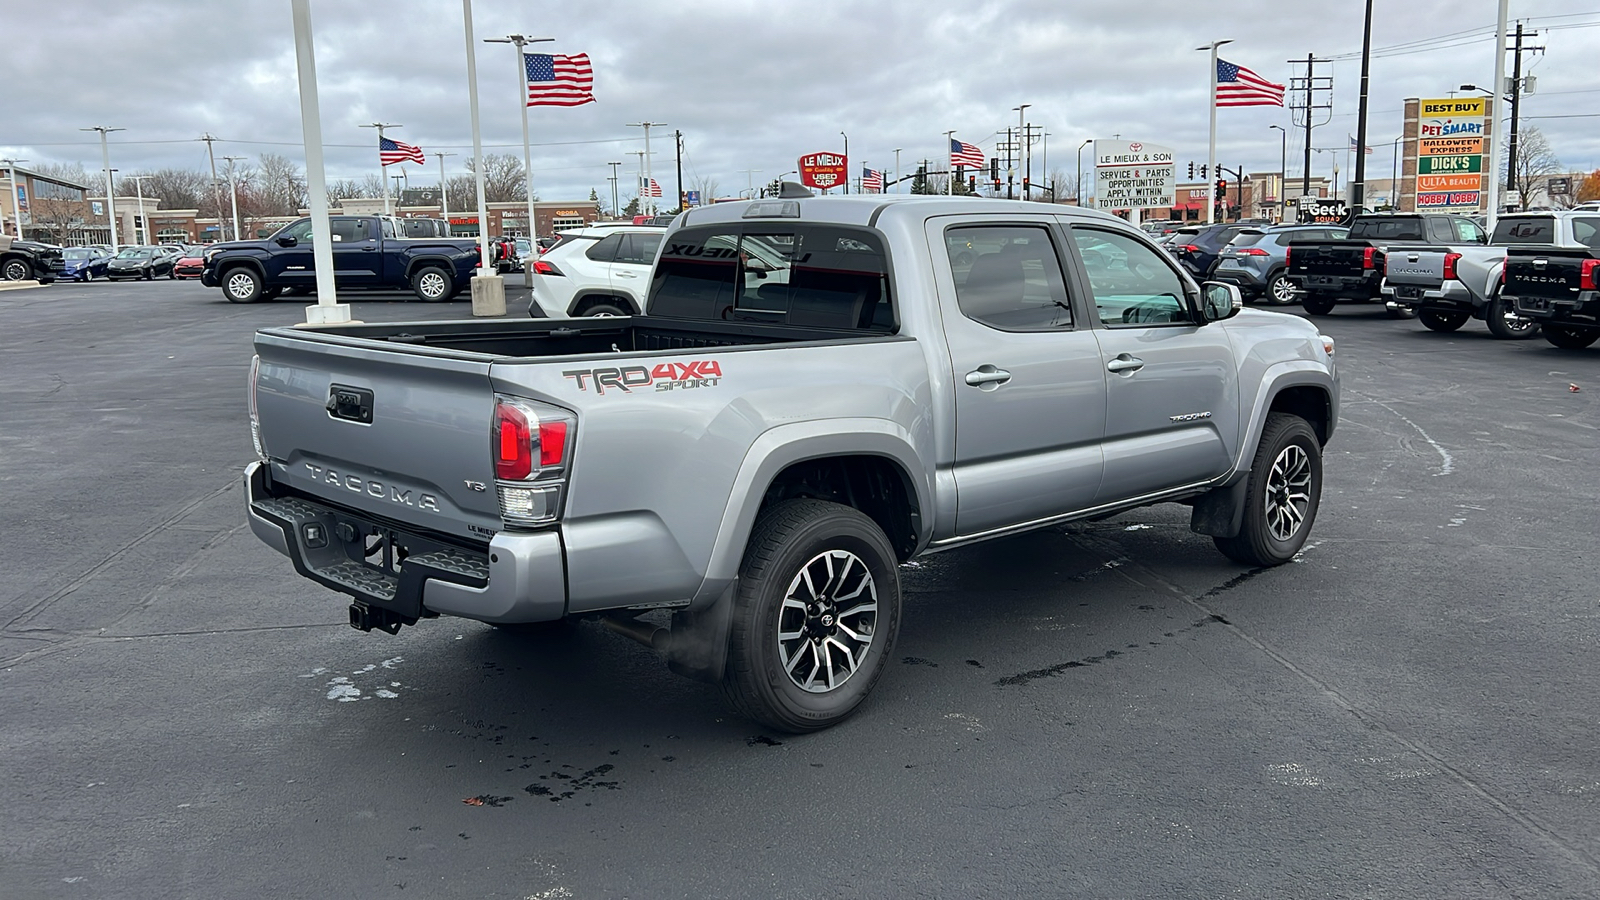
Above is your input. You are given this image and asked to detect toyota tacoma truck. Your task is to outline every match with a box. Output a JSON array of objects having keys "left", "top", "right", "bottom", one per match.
[
  {"left": 245, "top": 189, "right": 1339, "bottom": 731},
  {"left": 1285, "top": 213, "right": 1487, "bottom": 317},
  {"left": 1502, "top": 246, "right": 1600, "bottom": 350},
  {"left": 1, "top": 235, "right": 61, "bottom": 283},
  {"left": 1382, "top": 211, "right": 1600, "bottom": 339},
  {"left": 202, "top": 214, "right": 481, "bottom": 303}
]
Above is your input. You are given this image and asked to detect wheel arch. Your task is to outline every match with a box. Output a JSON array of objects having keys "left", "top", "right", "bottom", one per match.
[
  {"left": 215, "top": 256, "right": 266, "bottom": 281},
  {"left": 404, "top": 255, "right": 456, "bottom": 282},
  {"left": 1236, "top": 365, "right": 1337, "bottom": 471},
  {"left": 569, "top": 289, "right": 641, "bottom": 316}
]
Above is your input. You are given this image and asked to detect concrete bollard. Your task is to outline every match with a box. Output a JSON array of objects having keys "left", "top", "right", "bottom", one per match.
[{"left": 470, "top": 272, "right": 506, "bottom": 317}]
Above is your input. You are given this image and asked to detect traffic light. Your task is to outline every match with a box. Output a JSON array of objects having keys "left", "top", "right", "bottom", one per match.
[
  {"left": 1187, "top": 161, "right": 1195, "bottom": 179},
  {"left": 1215, "top": 178, "right": 1228, "bottom": 199},
  {"left": 1199, "top": 164, "right": 1208, "bottom": 179}
]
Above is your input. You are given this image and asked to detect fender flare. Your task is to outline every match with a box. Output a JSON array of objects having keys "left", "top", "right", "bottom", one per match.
[
  {"left": 214, "top": 256, "right": 267, "bottom": 282},
  {"left": 403, "top": 255, "right": 457, "bottom": 282},
  {"left": 1234, "top": 362, "right": 1338, "bottom": 472},
  {"left": 567, "top": 288, "right": 641, "bottom": 316},
  {"left": 690, "top": 418, "right": 933, "bottom": 606}
]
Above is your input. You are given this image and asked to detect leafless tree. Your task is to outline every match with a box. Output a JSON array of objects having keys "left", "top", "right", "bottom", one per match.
[
  {"left": 466, "top": 153, "right": 531, "bottom": 202},
  {"left": 253, "top": 152, "right": 307, "bottom": 216},
  {"left": 692, "top": 175, "right": 720, "bottom": 206},
  {"left": 1509, "top": 127, "right": 1562, "bottom": 210}
]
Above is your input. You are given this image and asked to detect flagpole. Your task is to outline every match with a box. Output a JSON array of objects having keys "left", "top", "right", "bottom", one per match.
[
  {"left": 485, "top": 35, "right": 553, "bottom": 246},
  {"left": 1199, "top": 39, "right": 1232, "bottom": 224},
  {"left": 461, "top": 0, "right": 491, "bottom": 272},
  {"left": 944, "top": 131, "right": 954, "bottom": 196},
  {"left": 360, "top": 122, "right": 400, "bottom": 215}
]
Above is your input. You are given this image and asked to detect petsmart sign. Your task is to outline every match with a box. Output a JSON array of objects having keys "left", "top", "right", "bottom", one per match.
[{"left": 1416, "top": 97, "right": 1487, "bottom": 209}]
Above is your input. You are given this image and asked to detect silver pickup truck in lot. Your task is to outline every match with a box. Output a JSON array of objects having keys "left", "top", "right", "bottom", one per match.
[
  {"left": 1383, "top": 211, "right": 1600, "bottom": 339},
  {"left": 245, "top": 191, "right": 1339, "bottom": 731}
]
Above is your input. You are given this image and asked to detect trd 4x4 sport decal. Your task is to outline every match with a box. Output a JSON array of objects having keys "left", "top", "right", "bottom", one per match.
[{"left": 563, "top": 360, "right": 723, "bottom": 395}]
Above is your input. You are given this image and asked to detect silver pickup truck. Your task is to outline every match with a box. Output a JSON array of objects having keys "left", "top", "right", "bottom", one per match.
[{"left": 246, "top": 191, "right": 1339, "bottom": 731}]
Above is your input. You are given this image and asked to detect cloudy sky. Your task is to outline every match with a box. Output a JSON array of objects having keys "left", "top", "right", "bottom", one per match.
[{"left": 4, "top": 0, "right": 1598, "bottom": 205}]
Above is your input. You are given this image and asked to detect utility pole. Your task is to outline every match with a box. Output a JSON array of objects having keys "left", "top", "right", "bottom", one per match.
[
  {"left": 435, "top": 149, "right": 456, "bottom": 225},
  {"left": 222, "top": 155, "right": 246, "bottom": 241},
  {"left": 1288, "top": 54, "right": 1332, "bottom": 200},
  {"left": 1, "top": 157, "right": 27, "bottom": 238},
  {"left": 1351, "top": 0, "right": 1374, "bottom": 212},
  {"left": 840, "top": 132, "right": 849, "bottom": 194},
  {"left": 607, "top": 161, "right": 621, "bottom": 217},
  {"left": 485, "top": 34, "right": 553, "bottom": 239},
  {"left": 1014, "top": 105, "right": 1031, "bottom": 200},
  {"left": 83, "top": 126, "right": 125, "bottom": 247},
  {"left": 1505, "top": 21, "right": 1544, "bottom": 203},
  {"left": 675, "top": 130, "right": 684, "bottom": 211},
  {"left": 626, "top": 122, "right": 666, "bottom": 214},
  {"left": 358, "top": 123, "right": 401, "bottom": 215}
]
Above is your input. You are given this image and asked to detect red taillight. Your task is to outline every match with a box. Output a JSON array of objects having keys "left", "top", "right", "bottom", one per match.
[
  {"left": 1362, "top": 247, "right": 1377, "bottom": 270},
  {"left": 1582, "top": 259, "right": 1600, "bottom": 291},
  {"left": 1285, "top": 247, "right": 1292, "bottom": 269},
  {"left": 538, "top": 421, "right": 567, "bottom": 467},
  {"left": 1237, "top": 247, "right": 1269, "bottom": 257},
  {"left": 494, "top": 401, "right": 533, "bottom": 480},
  {"left": 532, "top": 260, "right": 563, "bottom": 276},
  {"left": 1443, "top": 252, "right": 1461, "bottom": 281},
  {"left": 1182, "top": 244, "right": 1201, "bottom": 254}
]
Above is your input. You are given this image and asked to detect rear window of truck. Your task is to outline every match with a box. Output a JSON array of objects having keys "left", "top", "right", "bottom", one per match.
[
  {"left": 648, "top": 224, "right": 894, "bottom": 331},
  {"left": 1349, "top": 218, "right": 1425, "bottom": 241}
]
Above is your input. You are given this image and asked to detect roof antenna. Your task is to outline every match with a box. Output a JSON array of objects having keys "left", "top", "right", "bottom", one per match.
[{"left": 778, "top": 182, "right": 814, "bottom": 198}]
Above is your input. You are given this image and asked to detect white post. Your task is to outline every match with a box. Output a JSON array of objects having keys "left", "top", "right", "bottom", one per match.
[
  {"left": 462, "top": 0, "right": 504, "bottom": 316},
  {"left": 643, "top": 125, "right": 654, "bottom": 215},
  {"left": 290, "top": 0, "right": 350, "bottom": 324},
  {"left": 134, "top": 176, "right": 146, "bottom": 244},
  {"left": 377, "top": 125, "right": 391, "bottom": 216},
  {"left": 5, "top": 160, "right": 24, "bottom": 238},
  {"left": 222, "top": 156, "right": 245, "bottom": 241},
  {"left": 437, "top": 150, "right": 454, "bottom": 225},
  {"left": 1485, "top": 0, "right": 1509, "bottom": 229},
  {"left": 944, "top": 131, "right": 954, "bottom": 196},
  {"left": 1206, "top": 43, "right": 1220, "bottom": 224}
]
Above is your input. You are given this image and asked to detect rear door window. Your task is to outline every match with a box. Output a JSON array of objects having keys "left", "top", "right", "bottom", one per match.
[
  {"left": 585, "top": 233, "right": 623, "bottom": 262},
  {"left": 614, "top": 232, "right": 663, "bottom": 265},
  {"left": 945, "top": 225, "right": 1074, "bottom": 331},
  {"left": 1573, "top": 218, "right": 1600, "bottom": 248}
]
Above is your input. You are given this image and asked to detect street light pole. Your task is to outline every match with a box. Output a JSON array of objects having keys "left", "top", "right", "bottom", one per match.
[
  {"left": 607, "top": 161, "right": 621, "bottom": 216},
  {"left": 485, "top": 34, "right": 553, "bottom": 240},
  {"left": 1390, "top": 135, "right": 1402, "bottom": 208},
  {"left": 1077, "top": 139, "right": 1091, "bottom": 208},
  {"left": 81, "top": 126, "right": 125, "bottom": 247},
  {"left": 222, "top": 155, "right": 246, "bottom": 241},
  {"left": 1196, "top": 39, "right": 1233, "bottom": 224},
  {"left": 1269, "top": 125, "right": 1287, "bottom": 221},
  {"left": 2, "top": 157, "right": 28, "bottom": 238},
  {"left": 1013, "top": 104, "right": 1030, "bottom": 200},
  {"left": 128, "top": 174, "right": 152, "bottom": 244},
  {"left": 626, "top": 122, "right": 667, "bottom": 214},
  {"left": 435, "top": 149, "right": 456, "bottom": 226},
  {"left": 358, "top": 122, "right": 401, "bottom": 215},
  {"left": 289, "top": 0, "right": 347, "bottom": 322}
]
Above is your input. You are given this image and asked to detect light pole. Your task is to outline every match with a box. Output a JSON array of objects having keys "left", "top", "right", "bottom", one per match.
[
  {"left": 1269, "top": 125, "right": 1287, "bottom": 220},
  {"left": 893, "top": 148, "right": 902, "bottom": 194},
  {"left": 2, "top": 157, "right": 28, "bottom": 238},
  {"left": 435, "top": 149, "right": 456, "bottom": 226},
  {"left": 943, "top": 130, "right": 955, "bottom": 196},
  {"left": 626, "top": 122, "right": 667, "bottom": 214},
  {"left": 1196, "top": 39, "right": 1234, "bottom": 223},
  {"left": 290, "top": 0, "right": 347, "bottom": 322},
  {"left": 461, "top": 0, "right": 494, "bottom": 279},
  {"left": 127, "top": 174, "right": 154, "bottom": 244},
  {"left": 81, "top": 126, "right": 125, "bottom": 247},
  {"left": 1390, "top": 134, "right": 1403, "bottom": 209},
  {"left": 222, "top": 155, "right": 246, "bottom": 240},
  {"left": 358, "top": 122, "right": 402, "bottom": 215},
  {"left": 1013, "top": 104, "right": 1031, "bottom": 199},
  {"left": 486, "top": 34, "right": 553, "bottom": 239},
  {"left": 1077, "top": 139, "right": 1092, "bottom": 207},
  {"left": 739, "top": 168, "right": 761, "bottom": 198},
  {"left": 840, "top": 131, "right": 848, "bottom": 194},
  {"left": 607, "top": 161, "right": 621, "bottom": 217}
]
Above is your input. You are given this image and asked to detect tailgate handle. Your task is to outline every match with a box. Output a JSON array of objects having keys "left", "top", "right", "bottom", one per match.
[{"left": 326, "top": 384, "right": 374, "bottom": 424}]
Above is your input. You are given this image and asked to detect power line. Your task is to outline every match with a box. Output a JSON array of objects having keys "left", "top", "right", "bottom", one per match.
[{"left": 3, "top": 136, "right": 646, "bottom": 150}]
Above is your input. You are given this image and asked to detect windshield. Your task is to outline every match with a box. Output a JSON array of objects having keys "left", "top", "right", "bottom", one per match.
[
  {"left": 63, "top": 248, "right": 92, "bottom": 260},
  {"left": 116, "top": 249, "right": 153, "bottom": 259}
]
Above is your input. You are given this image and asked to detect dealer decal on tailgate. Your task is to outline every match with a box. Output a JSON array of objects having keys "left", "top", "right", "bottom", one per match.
[{"left": 563, "top": 361, "right": 723, "bottom": 395}]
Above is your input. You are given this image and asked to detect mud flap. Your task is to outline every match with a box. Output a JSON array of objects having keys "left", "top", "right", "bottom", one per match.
[
  {"left": 666, "top": 580, "right": 736, "bottom": 684},
  {"left": 1190, "top": 475, "right": 1249, "bottom": 538}
]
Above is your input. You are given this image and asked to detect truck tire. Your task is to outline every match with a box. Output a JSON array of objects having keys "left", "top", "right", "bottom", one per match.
[
  {"left": 721, "top": 499, "right": 901, "bottom": 733},
  {"left": 1484, "top": 294, "right": 1539, "bottom": 340},
  {"left": 222, "top": 267, "right": 262, "bottom": 303},
  {"left": 1300, "top": 293, "right": 1336, "bottom": 316},
  {"left": 1543, "top": 324, "right": 1600, "bottom": 350},
  {"left": 580, "top": 300, "right": 630, "bottom": 317},
  {"left": 1213, "top": 412, "right": 1322, "bottom": 568},
  {"left": 411, "top": 266, "right": 453, "bottom": 302},
  {"left": 2, "top": 258, "right": 30, "bottom": 281},
  {"left": 1418, "top": 309, "right": 1468, "bottom": 332}
]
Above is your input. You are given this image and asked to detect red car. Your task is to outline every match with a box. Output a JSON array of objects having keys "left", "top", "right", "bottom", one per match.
[{"left": 171, "top": 248, "right": 207, "bottom": 279}]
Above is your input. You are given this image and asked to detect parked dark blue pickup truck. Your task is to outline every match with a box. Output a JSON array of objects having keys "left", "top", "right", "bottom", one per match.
[{"left": 201, "top": 215, "right": 481, "bottom": 303}]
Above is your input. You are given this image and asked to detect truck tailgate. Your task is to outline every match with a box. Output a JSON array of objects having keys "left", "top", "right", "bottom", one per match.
[
  {"left": 1382, "top": 246, "right": 1449, "bottom": 289},
  {"left": 1504, "top": 249, "right": 1597, "bottom": 301},
  {"left": 1289, "top": 241, "right": 1374, "bottom": 279},
  {"left": 253, "top": 331, "right": 502, "bottom": 543}
]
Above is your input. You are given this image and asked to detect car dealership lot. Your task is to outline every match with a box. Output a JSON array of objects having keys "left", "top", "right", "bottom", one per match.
[{"left": 3, "top": 279, "right": 1598, "bottom": 898}]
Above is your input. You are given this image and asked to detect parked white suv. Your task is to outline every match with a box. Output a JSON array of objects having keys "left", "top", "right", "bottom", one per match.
[{"left": 526, "top": 225, "right": 666, "bottom": 318}]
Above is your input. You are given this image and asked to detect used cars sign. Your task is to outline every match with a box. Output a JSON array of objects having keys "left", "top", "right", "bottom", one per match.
[{"left": 798, "top": 152, "right": 848, "bottom": 191}]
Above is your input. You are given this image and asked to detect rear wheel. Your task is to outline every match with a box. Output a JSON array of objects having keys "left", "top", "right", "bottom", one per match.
[
  {"left": 721, "top": 499, "right": 901, "bottom": 733},
  {"left": 1266, "top": 271, "right": 1297, "bottom": 305},
  {"left": 1485, "top": 294, "right": 1540, "bottom": 340},
  {"left": 581, "top": 300, "right": 629, "bottom": 317},
  {"left": 411, "top": 266, "right": 453, "bottom": 302},
  {"left": 222, "top": 267, "right": 262, "bottom": 303},
  {"left": 1418, "top": 309, "right": 1469, "bottom": 332},
  {"left": 1301, "top": 293, "right": 1336, "bottom": 316},
  {"left": 1544, "top": 324, "right": 1600, "bottom": 350},
  {"left": 1214, "top": 413, "right": 1323, "bottom": 567}
]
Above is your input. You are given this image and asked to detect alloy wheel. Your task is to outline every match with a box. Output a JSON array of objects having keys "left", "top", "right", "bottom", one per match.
[
  {"left": 419, "top": 272, "right": 447, "bottom": 299},
  {"left": 226, "top": 272, "right": 256, "bottom": 300},
  {"left": 776, "top": 550, "right": 878, "bottom": 693},
  {"left": 1265, "top": 444, "right": 1312, "bottom": 542}
]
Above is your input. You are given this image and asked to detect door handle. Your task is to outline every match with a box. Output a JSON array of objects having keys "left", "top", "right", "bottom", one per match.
[
  {"left": 360, "top": 246, "right": 378, "bottom": 251},
  {"left": 1106, "top": 354, "right": 1145, "bottom": 374},
  {"left": 964, "top": 365, "right": 1012, "bottom": 388},
  {"left": 616, "top": 271, "right": 638, "bottom": 278}
]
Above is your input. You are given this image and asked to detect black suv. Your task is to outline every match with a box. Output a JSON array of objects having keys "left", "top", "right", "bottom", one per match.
[
  {"left": 1172, "top": 223, "right": 1251, "bottom": 278},
  {"left": 1, "top": 237, "right": 61, "bottom": 283}
]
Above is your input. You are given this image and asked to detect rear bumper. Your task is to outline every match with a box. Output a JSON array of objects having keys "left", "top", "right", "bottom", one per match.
[
  {"left": 245, "top": 461, "right": 567, "bottom": 627},
  {"left": 1388, "top": 280, "right": 1480, "bottom": 312},
  {"left": 1289, "top": 271, "right": 1380, "bottom": 299},
  {"left": 1509, "top": 290, "right": 1600, "bottom": 323},
  {"left": 1210, "top": 266, "right": 1269, "bottom": 292}
]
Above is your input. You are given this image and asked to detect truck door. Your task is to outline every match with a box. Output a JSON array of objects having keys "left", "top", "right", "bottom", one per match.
[
  {"left": 331, "top": 217, "right": 380, "bottom": 286},
  {"left": 928, "top": 217, "right": 1107, "bottom": 537},
  {"left": 271, "top": 219, "right": 317, "bottom": 287},
  {"left": 1064, "top": 225, "right": 1237, "bottom": 504}
]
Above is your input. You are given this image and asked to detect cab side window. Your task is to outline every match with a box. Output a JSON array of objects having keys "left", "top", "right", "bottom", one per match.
[
  {"left": 279, "top": 220, "right": 315, "bottom": 243},
  {"left": 1453, "top": 218, "right": 1486, "bottom": 244},
  {"left": 945, "top": 225, "right": 1073, "bottom": 331},
  {"left": 1072, "top": 228, "right": 1190, "bottom": 328},
  {"left": 329, "top": 218, "right": 371, "bottom": 243}
]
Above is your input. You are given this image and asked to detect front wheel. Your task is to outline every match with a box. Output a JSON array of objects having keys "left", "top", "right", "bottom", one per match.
[
  {"left": 222, "top": 267, "right": 262, "bottom": 303},
  {"left": 1, "top": 259, "right": 29, "bottom": 281},
  {"left": 1544, "top": 324, "right": 1600, "bottom": 350},
  {"left": 1485, "top": 295, "right": 1540, "bottom": 340},
  {"left": 411, "top": 265, "right": 453, "bottom": 302},
  {"left": 1301, "top": 293, "right": 1336, "bottom": 316},
  {"left": 1418, "top": 309, "right": 1468, "bottom": 332},
  {"left": 721, "top": 499, "right": 901, "bottom": 733},
  {"left": 1213, "top": 413, "right": 1323, "bottom": 567}
]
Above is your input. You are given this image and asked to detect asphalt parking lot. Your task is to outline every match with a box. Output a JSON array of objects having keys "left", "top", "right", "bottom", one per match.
[{"left": 3, "top": 279, "right": 1598, "bottom": 899}]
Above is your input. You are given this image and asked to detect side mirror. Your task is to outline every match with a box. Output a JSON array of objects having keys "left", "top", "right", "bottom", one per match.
[
  {"left": 276, "top": 236, "right": 297, "bottom": 247},
  {"left": 1199, "top": 281, "right": 1243, "bottom": 323}
]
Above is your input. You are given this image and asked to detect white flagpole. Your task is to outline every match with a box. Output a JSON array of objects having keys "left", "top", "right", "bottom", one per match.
[
  {"left": 1199, "top": 39, "right": 1231, "bottom": 224},
  {"left": 462, "top": 0, "right": 491, "bottom": 272},
  {"left": 1485, "top": 0, "right": 1509, "bottom": 228}
]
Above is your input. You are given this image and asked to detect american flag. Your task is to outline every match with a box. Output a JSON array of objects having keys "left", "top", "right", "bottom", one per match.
[
  {"left": 525, "top": 52, "right": 595, "bottom": 107},
  {"left": 950, "top": 138, "right": 984, "bottom": 169},
  {"left": 646, "top": 178, "right": 662, "bottom": 198},
  {"left": 1216, "top": 59, "right": 1285, "bottom": 107},
  {"left": 861, "top": 167, "right": 884, "bottom": 193},
  {"left": 379, "top": 136, "right": 425, "bottom": 166},
  {"left": 1349, "top": 134, "right": 1374, "bottom": 154}
]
